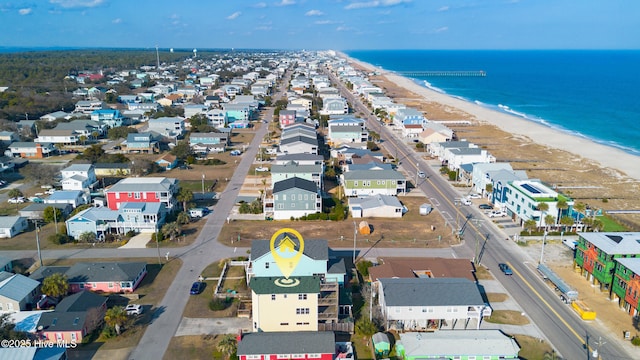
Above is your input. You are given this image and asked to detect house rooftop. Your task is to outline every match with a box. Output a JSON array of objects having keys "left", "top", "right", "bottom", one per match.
[
  {"left": 343, "top": 169, "right": 405, "bottom": 181},
  {"left": 249, "top": 276, "right": 321, "bottom": 295},
  {"left": 238, "top": 331, "right": 335, "bottom": 355},
  {"left": 107, "top": 177, "right": 177, "bottom": 193},
  {"left": 251, "top": 238, "right": 329, "bottom": 261},
  {"left": 579, "top": 232, "right": 640, "bottom": 255},
  {"left": 369, "top": 257, "right": 476, "bottom": 282},
  {"left": 0, "top": 271, "right": 40, "bottom": 302},
  {"left": 55, "top": 290, "right": 107, "bottom": 312},
  {"left": 399, "top": 330, "right": 520, "bottom": 357},
  {"left": 379, "top": 278, "right": 484, "bottom": 306},
  {"left": 272, "top": 177, "right": 318, "bottom": 194}
]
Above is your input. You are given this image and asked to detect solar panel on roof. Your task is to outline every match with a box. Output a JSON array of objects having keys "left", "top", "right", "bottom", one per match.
[{"left": 521, "top": 183, "right": 542, "bottom": 194}]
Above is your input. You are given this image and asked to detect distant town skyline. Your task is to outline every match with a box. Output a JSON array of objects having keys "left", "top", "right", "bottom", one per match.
[{"left": 2, "top": 0, "right": 639, "bottom": 50}]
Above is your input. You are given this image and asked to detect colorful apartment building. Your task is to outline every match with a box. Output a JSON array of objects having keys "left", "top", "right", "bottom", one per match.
[
  {"left": 574, "top": 232, "right": 640, "bottom": 292},
  {"left": 611, "top": 257, "right": 640, "bottom": 317}
]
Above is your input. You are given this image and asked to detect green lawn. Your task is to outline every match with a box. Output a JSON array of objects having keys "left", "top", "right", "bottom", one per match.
[{"left": 598, "top": 215, "right": 628, "bottom": 232}]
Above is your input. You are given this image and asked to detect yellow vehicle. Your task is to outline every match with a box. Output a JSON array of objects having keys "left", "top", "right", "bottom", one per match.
[{"left": 572, "top": 300, "right": 596, "bottom": 320}]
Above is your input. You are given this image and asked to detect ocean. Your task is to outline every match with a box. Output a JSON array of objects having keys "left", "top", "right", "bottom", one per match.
[{"left": 345, "top": 50, "right": 640, "bottom": 156}]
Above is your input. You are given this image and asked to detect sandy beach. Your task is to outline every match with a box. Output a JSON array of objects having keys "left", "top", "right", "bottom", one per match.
[
  {"left": 337, "top": 51, "right": 640, "bottom": 229},
  {"left": 341, "top": 53, "right": 640, "bottom": 181}
]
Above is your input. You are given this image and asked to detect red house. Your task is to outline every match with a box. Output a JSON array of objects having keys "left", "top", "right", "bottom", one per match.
[
  {"left": 104, "top": 177, "right": 178, "bottom": 210},
  {"left": 30, "top": 262, "right": 148, "bottom": 294},
  {"left": 279, "top": 110, "right": 296, "bottom": 128},
  {"left": 237, "top": 331, "right": 335, "bottom": 360}
]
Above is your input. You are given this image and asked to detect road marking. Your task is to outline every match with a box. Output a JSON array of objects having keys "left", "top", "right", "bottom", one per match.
[
  {"left": 430, "top": 197, "right": 440, "bottom": 206},
  {"left": 234, "top": 247, "right": 237, "bottom": 253},
  {"left": 507, "top": 261, "right": 589, "bottom": 349}
]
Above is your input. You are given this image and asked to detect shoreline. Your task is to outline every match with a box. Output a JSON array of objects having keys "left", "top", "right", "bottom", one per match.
[{"left": 338, "top": 52, "right": 640, "bottom": 181}]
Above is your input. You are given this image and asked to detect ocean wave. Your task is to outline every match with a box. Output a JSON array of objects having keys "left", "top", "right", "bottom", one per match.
[{"left": 421, "top": 80, "right": 446, "bottom": 94}]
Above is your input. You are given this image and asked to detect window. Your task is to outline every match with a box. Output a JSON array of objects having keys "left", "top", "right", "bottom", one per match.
[
  {"left": 247, "top": 356, "right": 261, "bottom": 360},
  {"left": 296, "top": 308, "right": 310, "bottom": 314},
  {"left": 108, "top": 282, "right": 114, "bottom": 288},
  {"left": 277, "top": 203, "right": 284, "bottom": 209},
  {"left": 280, "top": 322, "right": 289, "bottom": 326},
  {"left": 354, "top": 181, "right": 358, "bottom": 186},
  {"left": 128, "top": 192, "right": 133, "bottom": 197},
  {"left": 291, "top": 203, "right": 295, "bottom": 208},
  {"left": 277, "top": 355, "right": 291, "bottom": 359},
  {"left": 308, "top": 354, "right": 322, "bottom": 359},
  {"left": 304, "top": 194, "right": 308, "bottom": 200},
  {"left": 115, "top": 193, "right": 120, "bottom": 199},
  {"left": 299, "top": 294, "right": 307, "bottom": 300},
  {"left": 283, "top": 194, "right": 287, "bottom": 201},
  {"left": 134, "top": 192, "right": 141, "bottom": 199},
  {"left": 292, "top": 355, "right": 306, "bottom": 359},
  {"left": 271, "top": 294, "right": 276, "bottom": 301},
  {"left": 265, "top": 262, "right": 270, "bottom": 269}
]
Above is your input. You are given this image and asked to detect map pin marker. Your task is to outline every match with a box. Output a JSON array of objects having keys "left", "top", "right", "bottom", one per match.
[{"left": 270, "top": 228, "right": 304, "bottom": 279}]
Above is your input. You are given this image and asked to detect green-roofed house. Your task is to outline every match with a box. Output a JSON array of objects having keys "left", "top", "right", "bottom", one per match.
[
  {"left": 250, "top": 276, "right": 321, "bottom": 332},
  {"left": 341, "top": 169, "right": 406, "bottom": 197}
]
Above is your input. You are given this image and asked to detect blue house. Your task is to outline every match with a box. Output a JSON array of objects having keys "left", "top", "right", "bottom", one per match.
[
  {"left": 90, "top": 109, "right": 124, "bottom": 128},
  {"left": 247, "top": 238, "right": 345, "bottom": 285},
  {"left": 155, "top": 153, "right": 178, "bottom": 170},
  {"left": 189, "top": 132, "right": 230, "bottom": 153},
  {"left": 124, "top": 132, "right": 159, "bottom": 153}
]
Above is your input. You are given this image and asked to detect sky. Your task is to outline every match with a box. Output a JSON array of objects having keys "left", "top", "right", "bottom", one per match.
[{"left": 1, "top": 0, "right": 639, "bottom": 50}]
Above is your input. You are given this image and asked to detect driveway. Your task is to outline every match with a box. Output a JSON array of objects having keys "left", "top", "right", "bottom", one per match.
[
  {"left": 175, "top": 317, "right": 251, "bottom": 336},
  {"left": 119, "top": 233, "right": 151, "bottom": 249}
]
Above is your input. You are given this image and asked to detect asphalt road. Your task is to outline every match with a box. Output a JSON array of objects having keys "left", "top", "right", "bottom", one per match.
[{"left": 325, "top": 68, "right": 630, "bottom": 359}]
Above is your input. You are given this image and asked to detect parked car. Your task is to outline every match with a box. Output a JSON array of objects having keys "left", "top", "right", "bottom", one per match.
[
  {"left": 28, "top": 197, "right": 44, "bottom": 203},
  {"left": 125, "top": 304, "right": 143, "bottom": 316},
  {"left": 190, "top": 281, "right": 205, "bottom": 295},
  {"left": 498, "top": 263, "right": 513, "bottom": 275},
  {"left": 8, "top": 197, "right": 25, "bottom": 204},
  {"left": 417, "top": 171, "right": 426, "bottom": 178},
  {"left": 467, "top": 193, "right": 482, "bottom": 199},
  {"left": 460, "top": 198, "right": 472, "bottom": 206},
  {"left": 478, "top": 204, "right": 493, "bottom": 210},
  {"left": 230, "top": 150, "right": 242, "bottom": 156},
  {"left": 255, "top": 167, "right": 269, "bottom": 172},
  {"left": 489, "top": 210, "right": 507, "bottom": 218}
]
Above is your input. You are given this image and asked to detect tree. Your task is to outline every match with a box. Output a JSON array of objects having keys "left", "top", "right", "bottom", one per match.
[
  {"left": 7, "top": 188, "right": 23, "bottom": 209},
  {"left": 104, "top": 306, "right": 129, "bottom": 336},
  {"left": 108, "top": 126, "right": 137, "bottom": 140},
  {"left": 544, "top": 214, "right": 556, "bottom": 231},
  {"left": 161, "top": 221, "right": 181, "bottom": 242},
  {"left": 574, "top": 202, "right": 587, "bottom": 223},
  {"left": 523, "top": 219, "right": 537, "bottom": 235},
  {"left": 176, "top": 212, "right": 190, "bottom": 225},
  {"left": 556, "top": 199, "right": 569, "bottom": 220},
  {"left": 20, "top": 163, "right": 62, "bottom": 185},
  {"left": 170, "top": 140, "right": 192, "bottom": 161},
  {"left": 559, "top": 216, "right": 575, "bottom": 232},
  {"left": 355, "top": 317, "right": 378, "bottom": 338},
  {"left": 43, "top": 206, "right": 63, "bottom": 223},
  {"left": 79, "top": 231, "right": 97, "bottom": 243},
  {"left": 356, "top": 260, "right": 373, "bottom": 278},
  {"left": 216, "top": 334, "right": 238, "bottom": 359},
  {"left": 176, "top": 188, "right": 194, "bottom": 212},
  {"left": 485, "top": 183, "right": 493, "bottom": 194},
  {"left": 41, "top": 273, "right": 68, "bottom": 299},
  {"left": 537, "top": 202, "right": 549, "bottom": 228},
  {"left": 0, "top": 313, "right": 29, "bottom": 340},
  {"left": 79, "top": 135, "right": 87, "bottom": 145},
  {"left": 78, "top": 144, "right": 105, "bottom": 163}
]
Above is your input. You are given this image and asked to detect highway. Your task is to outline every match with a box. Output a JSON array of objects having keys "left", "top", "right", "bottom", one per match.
[{"left": 325, "top": 67, "right": 631, "bottom": 360}]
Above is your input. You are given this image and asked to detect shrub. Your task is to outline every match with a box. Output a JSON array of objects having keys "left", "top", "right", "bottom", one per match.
[
  {"left": 101, "top": 325, "right": 117, "bottom": 339},
  {"left": 631, "top": 336, "right": 640, "bottom": 346},
  {"left": 48, "top": 233, "right": 69, "bottom": 245},
  {"left": 209, "top": 298, "right": 232, "bottom": 311},
  {"left": 125, "top": 230, "right": 136, "bottom": 238},
  {"left": 356, "top": 260, "right": 373, "bottom": 277},
  {"left": 448, "top": 170, "right": 457, "bottom": 181}
]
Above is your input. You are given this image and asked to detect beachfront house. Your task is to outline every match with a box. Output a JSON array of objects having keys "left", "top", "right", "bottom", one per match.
[
  {"left": 503, "top": 179, "right": 573, "bottom": 228},
  {"left": 326, "top": 117, "right": 368, "bottom": 146},
  {"left": 396, "top": 330, "right": 520, "bottom": 360}
]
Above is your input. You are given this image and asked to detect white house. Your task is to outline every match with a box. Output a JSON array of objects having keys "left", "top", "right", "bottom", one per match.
[
  {"left": 147, "top": 117, "right": 185, "bottom": 138},
  {"left": 377, "top": 278, "right": 491, "bottom": 331},
  {"left": 0, "top": 216, "right": 29, "bottom": 238},
  {"left": 60, "top": 164, "right": 97, "bottom": 191},
  {"left": 348, "top": 195, "right": 403, "bottom": 218},
  {"left": 504, "top": 180, "right": 574, "bottom": 228}
]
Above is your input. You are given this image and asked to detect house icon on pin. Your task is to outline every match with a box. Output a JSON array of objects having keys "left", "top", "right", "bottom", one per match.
[{"left": 278, "top": 235, "right": 297, "bottom": 253}]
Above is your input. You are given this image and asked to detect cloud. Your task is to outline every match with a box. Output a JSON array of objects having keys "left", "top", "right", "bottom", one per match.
[
  {"left": 433, "top": 26, "right": 448, "bottom": 33},
  {"left": 336, "top": 25, "right": 353, "bottom": 31},
  {"left": 345, "top": 0, "right": 410, "bottom": 10},
  {"left": 19, "top": 8, "right": 32, "bottom": 15},
  {"left": 305, "top": 9, "right": 323, "bottom": 16},
  {"left": 315, "top": 20, "right": 337, "bottom": 25},
  {"left": 253, "top": 2, "right": 267, "bottom": 8},
  {"left": 112, "top": 18, "right": 121, "bottom": 24},
  {"left": 275, "top": 0, "right": 295, "bottom": 6},
  {"left": 255, "top": 25, "right": 272, "bottom": 31},
  {"left": 49, "top": 0, "right": 105, "bottom": 8},
  {"left": 227, "top": 11, "right": 241, "bottom": 20},
  {"left": 437, "top": 6, "right": 449, "bottom": 12}
]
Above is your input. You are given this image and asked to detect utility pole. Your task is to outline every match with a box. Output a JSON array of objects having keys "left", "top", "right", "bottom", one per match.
[
  {"left": 201, "top": 173, "right": 205, "bottom": 194},
  {"left": 33, "top": 220, "right": 42, "bottom": 267},
  {"left": 539, "top": 231, "right": 548, "bottom": 264},
  {"left": 592, "top": 336, "right": 605, "bottom": 359},
  {"left": 155, "top": 45, "right": 160, "bottom": 69},
  {"left": 353, "top": 221, "right": 357, "bottom": 263}
]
